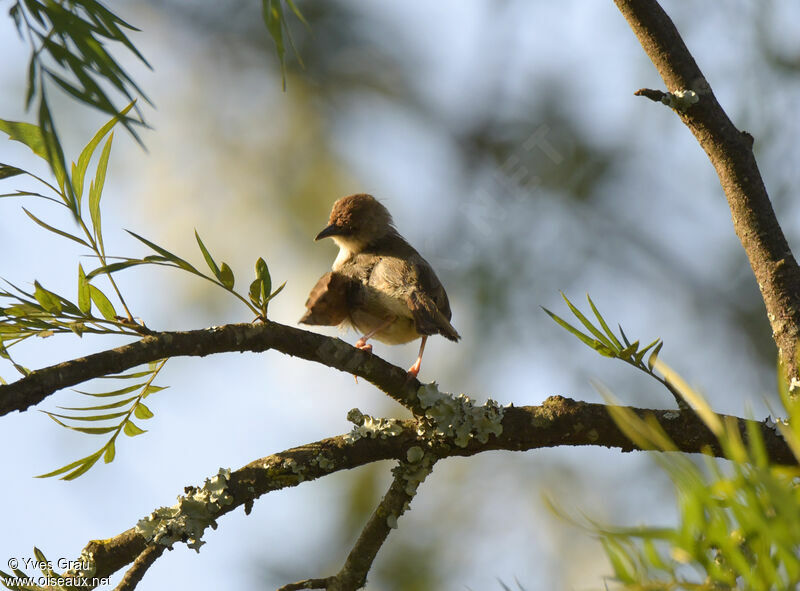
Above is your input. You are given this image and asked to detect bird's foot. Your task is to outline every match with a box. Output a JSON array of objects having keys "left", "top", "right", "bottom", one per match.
[
  {"left": 354, "top": 339, "right": 373, "bottom": 353},
  {"left": 406, "top": 359, "right": 422, "bottom": 380}
]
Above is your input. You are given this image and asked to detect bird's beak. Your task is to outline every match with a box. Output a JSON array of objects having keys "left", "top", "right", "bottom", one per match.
[{"left": 315, "top": 224, "right": 342, "bottom": 241}]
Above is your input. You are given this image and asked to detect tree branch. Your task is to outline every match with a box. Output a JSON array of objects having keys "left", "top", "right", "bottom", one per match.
[
  {"left": 0, "top": 321, "right": 422, "bottom": 417},
  {"left": 112, "top": 544, "right": 165, "bottom": 591},
  {"left": 33, "top": 397, "right": 792, "bottom": 589},
  {"left": 279, "top": 457, "right": 436, "bottom": 591},
  {"left": 615, "top": 0, "right": 800, "bottom": 386}
]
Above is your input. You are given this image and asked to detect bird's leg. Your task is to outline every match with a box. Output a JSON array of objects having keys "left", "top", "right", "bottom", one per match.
[
  {"left": 407, "top": 336, "right": 427, "bottom": 379},
  {"left": 354, "top": 317, "right": 395, "bottom": 353}
]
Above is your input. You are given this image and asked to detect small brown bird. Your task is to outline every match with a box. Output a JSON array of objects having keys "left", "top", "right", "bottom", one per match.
[{"left": 300, "top": 193, "right": 460, "bottom": 378}]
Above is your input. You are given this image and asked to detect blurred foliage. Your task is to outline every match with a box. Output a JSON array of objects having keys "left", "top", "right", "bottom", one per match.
[{"left": 593, "top": 370, "right": 800, "bottom": 591}]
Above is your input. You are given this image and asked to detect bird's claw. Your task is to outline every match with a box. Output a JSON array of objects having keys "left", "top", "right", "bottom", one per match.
[{"left": 355, "top": 340, "right": 373, "bottom": 353}]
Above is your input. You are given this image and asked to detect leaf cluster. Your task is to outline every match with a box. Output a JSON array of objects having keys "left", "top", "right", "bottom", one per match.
[
  {"left": 38, "top": 360, "right": 167, "bottom": 480},
  {"left": 597, "top": 378, "right": 800, "bottom": 590}
]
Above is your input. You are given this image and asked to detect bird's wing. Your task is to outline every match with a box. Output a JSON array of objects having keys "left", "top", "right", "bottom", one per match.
[
  {"left": 299, "top": 271, "right": 356, "bottom": 326},
  {"left": 372, "top": 253, "right": 461, "bottom": 342}
]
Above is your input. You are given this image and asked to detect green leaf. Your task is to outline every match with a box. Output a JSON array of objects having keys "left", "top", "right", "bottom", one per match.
[
  {"left": 38, "top": 93, "right": 74, "bottom": 210},
  {"left": 36, "top": 450, "right": 104, "bottom": 480},
  {"left": 98, "top": 369, "right": 154, "bottom": 380},
  {"left": 86, "top": 258, "right": 162, "bottom": 280},
  {"left": 647, "top": 341, "right": 664, "bottom": 371},
  {"left": 219, "top": 262, "right": 235, "bottom": 289},
  {"left": 249, "top": 278, "right": 263, "bottom": 306},
  {"left": 103, "top": 440, "right": 116, "bottom": 464},
  {"left": 33, "top": 281, "right": 62, "bottom": 314},
  {"left": 78, "top": 264, "right": 91, "bottom": 315},
  {"left": 0, "top": 164, "right": 25, "bottom": 179},
  {"left": 133, "top": 402, "right": 154, "bottom": 419},
  {"left": 561, "top": 292, "right": 617, "bottom": 352},
  {"left": 255, "top": 256, "right": 271, "bottom": 296},
  {"left": 543, "top": 307, "right": 610, "bottom": 354},
  {"left": 46, "top": 410, "right": 129, "bottom": 422},
  {"left": 43, "top": 412, "right": 119, "bottom": 434},
  {"left": 0, "top": 120, "right": 50, "bottom": 162},
  {"left": 127, "top": 230, "right": 201, "bottom": 275},
  {"left": 266, "top": 280, "right": 286, "bottom": 302},
  {"left": 634, "top": 338, "right": 660, "bottom": 366},
  {"left": 195, "top": 230, "right": 221, "bottom": 279},
  {"left": 285, "top": 0, "right": 309, "bottom": 26},
  {"left": 88, "top": 133, "right": 113, "bottom": 252},
  {"left": 22, "top": 207, "right": 91, "bottom": 247},
  {"left": 74, "top": 101, "right": 135, "bottom": 201},
  {"left": 75, "top": 383, "right": 144, "bottom": 397},
  {"left": 618, "top": 341, "right": 639, "bottom": 361},
  {"left": 602, "top": 538, "right": 637, "bottom": 584},
  {"left": 262, "top": 0, "right": 287, "bottom": 89},
  {"left": 587, "top": 294, "right": 623, "bottom": 350},
  {"left": 89, "top": 285, "right": 117, "bottom": 319},
  {"left": 123, "top": 420, "right": 146, "bottom": 436},
  {"left": 142, "top": 384, "right": 166, "bottom": 397},
  {"left": 59, "top": 395, "right": 139, "bottom": 411}
]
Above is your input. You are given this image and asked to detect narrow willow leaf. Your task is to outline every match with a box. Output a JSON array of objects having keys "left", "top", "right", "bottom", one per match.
[
  {"left": 634, "top": 338, "right": 660, "bottom": 366},
  {"left": 133, "top": 402, "right": 154, "bottom": 419},
  {"left": 33, "top": 281, "right": 62, "bottom": 314},
  {"left": 127, "top": 230, "right": 201, "bottom": 275},
  {"left": 89, "top": 133, "right": 113, "bottom": 252},
  {"left": 42, "top": 413, "right": 118, "bottom": 434},
  {"left": 266, "top": 280, "right": 286, "bottom": 302},
  {"left": 647, "top": 341, "right": 664, "bottom": 371},
  {"left": 262, "top": 0, "right": 286, "bottom": 88},
  {"left": 86, "top": 258, "right": 153, "bottom": 279},
  {"left": 75, "top": 383, "right": 144, "bottom": 397},
  {"left": 22, "top": 208, "right": 91, "bottom": 247},
  {"left": 103, "top": 440, "right": 116, "bottom": 464},
  {"left": 38, "top": 94, "right": 73, "bottom": 209},
  {"left": 46, "top": 410, "right": 129, "bottom": 422},
  {"left": 542, "top": 307, "right": 603, "bottom": 351},
  {"left": 0, "top": 164, "right": 25, "bottom": 179},
  {"left": 62, "top": 450, "right": 105, "bottom": 480},
  {"left": 587, "top": 294, "right": 623, "bottom": 350},
  {"left": 601, "top": 538, "right": 637, "bottom": 584},
  {"left": 653, "top": 359, "right": 724, "bottom": 436},
  {"left": 33, "top": 547, "right": 54, "bottom": 577},
  {"left": 74, "top": 101, "right": 135, "bottom": 201},
  {"left": 89, "top": 285, "right": 116, "bottom": 319},
  {"left": 195, "top": 230, "right": 221, "bottom": 279},
  {"left": 78, "top": 264, "right": 91, "bottom": 315},
  {"left": 98, "top": 370, "right": 153, "bottom": 380},
  {"left": 123, "top": 420, "right": 146, "bottom": 436},
  {"left": 560, "top": 292, "right": 616, "bottom": 352},
  {"left": 285, "top": 0, "right": 309, "bottom": 25},
  {"left": 0, "top": 119, "right": 49, "bottom": 161},
  {"left": 219, "top": 262, "right": 235, "bottom": 289},
  {"left": 142, "top": 384, "right": 166, "bottom": 397},
  {"left": 59, "top": 395, "right": 139, "bottom": 411},
  {"left": 618, "top": 324, "right": 631, "bottom": 347}
]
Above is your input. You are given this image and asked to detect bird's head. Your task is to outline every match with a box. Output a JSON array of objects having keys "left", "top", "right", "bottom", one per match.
[{"left": 315, "top": 193, "right": 395, "bottom": 254}]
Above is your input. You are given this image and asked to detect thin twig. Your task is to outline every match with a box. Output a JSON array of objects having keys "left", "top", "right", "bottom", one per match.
[{"left": 113, "top": 544, "right": 165, "bottom": 591}]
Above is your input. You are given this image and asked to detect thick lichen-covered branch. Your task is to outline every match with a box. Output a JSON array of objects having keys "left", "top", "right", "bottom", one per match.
[
  {"left": 615, "top": 0, "right": 800, "bottom": 387},
  {"left": 34, "top": 395, "right": 794, "bottom": 590}
]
